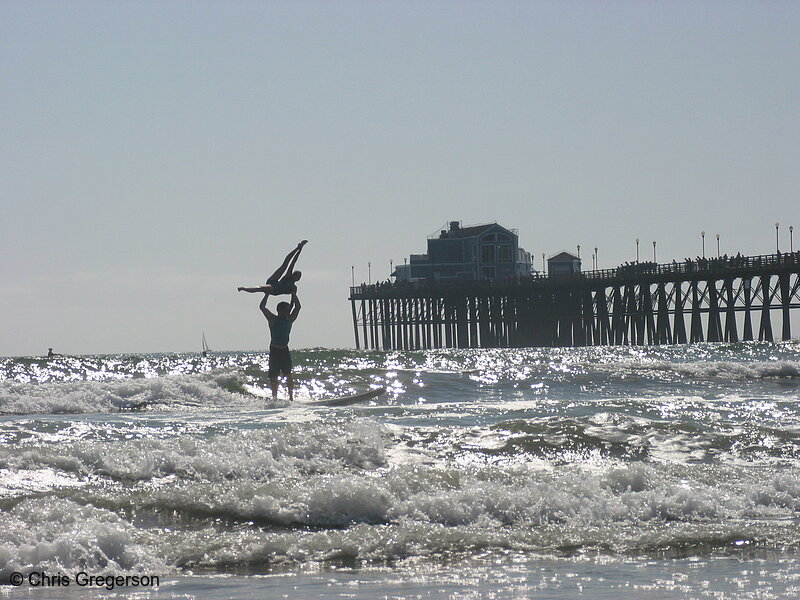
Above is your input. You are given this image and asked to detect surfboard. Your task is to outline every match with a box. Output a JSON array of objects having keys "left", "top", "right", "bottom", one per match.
[
  {"left": 308, "top": 386, "right": 387, "bottom": 407},
  {"left": 122, "top": 398, "right": 203, "bottom": 410}
]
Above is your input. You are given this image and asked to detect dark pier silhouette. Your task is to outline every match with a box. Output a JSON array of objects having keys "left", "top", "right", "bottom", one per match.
[{"left": 349, "top": 252, "right": 800, "bottom": 349}]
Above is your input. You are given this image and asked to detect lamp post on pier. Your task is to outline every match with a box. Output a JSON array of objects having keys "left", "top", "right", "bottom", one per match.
[
  {"left": 776, "top": 222, "right": 780, "bottom": 253},
  {"left": 635, "top": 238, "right": 639, "bottom": 262},
  {"left": 595, "top": 247, "right": 598, "bottom": 270},
  {"left": 790, "top": 226, "right": 794, "bottom": 252},
  {"left": 653, "top": 241, "right": 656, "bottom": 262},
  {"left": 701, "top": 231, "right": 705, "bottom": 258},
  {"left": 542, "top": 253, "right": 546, "bottom": 274},
  {"left": 716, "top": 234, "right": 720, "bottom": 258}
]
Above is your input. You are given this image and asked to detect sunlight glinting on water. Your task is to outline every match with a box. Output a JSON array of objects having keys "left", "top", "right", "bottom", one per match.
[{"left": 1, "top": 342, "right": 799, "bottom": 597}]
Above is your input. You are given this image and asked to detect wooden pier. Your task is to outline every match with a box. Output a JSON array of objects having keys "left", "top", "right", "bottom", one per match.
[{"left": 349, "top": 252, "right": 800, "bottom": 349}]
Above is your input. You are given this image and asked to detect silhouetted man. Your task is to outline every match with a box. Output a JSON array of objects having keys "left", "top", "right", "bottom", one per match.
[{"left": 259, "top": 292, "right": 301, "bottom": 401}]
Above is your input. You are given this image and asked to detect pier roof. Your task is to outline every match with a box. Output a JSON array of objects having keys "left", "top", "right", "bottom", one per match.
[{"left": 548, "top": 251, "right": 579, "bottom": 261}]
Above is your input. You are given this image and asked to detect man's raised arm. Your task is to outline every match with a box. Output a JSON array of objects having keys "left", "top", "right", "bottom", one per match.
[
  {"left": 290, "top": 293, "right": 302, "bottom": 321},
  {"left": 260, "top": 293, "right": 276, "bottom": 324}
]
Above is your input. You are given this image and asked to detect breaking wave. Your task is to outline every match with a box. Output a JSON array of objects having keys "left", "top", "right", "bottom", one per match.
[{"left": 2, "top": 418, "right": 800, "bottom": 577}]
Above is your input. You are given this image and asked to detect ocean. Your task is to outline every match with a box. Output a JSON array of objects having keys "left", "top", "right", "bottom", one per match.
[{"left": 1, "top": 342, "right": 800, "bottom": 599}]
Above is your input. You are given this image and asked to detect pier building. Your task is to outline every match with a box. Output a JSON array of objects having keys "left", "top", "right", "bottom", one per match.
[
  {"left": 392, "top": 221, "right": 533, "bottom": 283},
  {"left": 548, "top": 251, "right": 582, "bottom": 275}
]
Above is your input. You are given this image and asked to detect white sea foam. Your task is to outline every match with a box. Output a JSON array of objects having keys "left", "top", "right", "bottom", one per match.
[
  {"left": 0, "top": 370, "right": 251, "bottom": 415},
  {"left": 0, "top": 419, "right": 387, "bottom": 483},
  {"left": 3, "top": 418, "right": 800, "bottom": 571},
  {"left": 0, "top": 498, "right": 168, "bottom": 579}
]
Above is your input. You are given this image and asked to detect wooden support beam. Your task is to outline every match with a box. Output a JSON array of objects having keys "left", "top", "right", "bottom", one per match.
[
  {"left": 656, "top": 282, "right": 671, "bottom": 345},
  {"left": 642, "top": 284, "right": 656, "bottom": 345},
  {"left": 690, "top": 282, "right": 704, "bottom": 343},
  {"left": 351, "top": 300, "right": 361, "bottom": 350},
  {"left": 724, "top": 278, "right": 739, "bottom": 343},
  {"left": 361, "top": 299, "right": 369, "bottom": 349},
  {"left": 706, "top": 280, "right": 722, "bottom": 343},
  {"left": 759, "top": 275, "right": 773, "bottom": 342},
  {"left": 673, "top": 281, "right": 688, "bottom": 344},
  {"left": 612, "top": 286, "right": 625, "bottom": 345},
  {"left": 742, "top": 278, "right": 754, "bottom": 341},
  {"left": 780, "top": 273, "right": 792, "bottom": 341},
  {"left": 457, "top": 298, "right": 469, "bottom": 349}
]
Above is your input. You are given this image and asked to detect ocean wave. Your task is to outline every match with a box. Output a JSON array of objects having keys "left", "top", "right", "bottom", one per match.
[
  {"left": 0, "top": 369, "right": 251, "bottom": 415},
  {"left": 630, "top": 360, "right": 800, "bottom": 380},
  {"left": 0, "top": 498, "right": 168, "bottom": 582},
  {"left": 3, "top": 465, "right": 800, "bottom": 574},
  {"left": 2, "top": 349, "right": 799, "bottom": 417},
  {"left": 2, "top": 419, "right": 800, "bottom": 573},
  {"left": 0, "top": 420, "right": 387, "bottom": 484},
  {"left": 475, "top": 416, "right": 800, "bottom": 463},
  {"left": 3, "top": 346, "right": 800, "bottom": 575}
]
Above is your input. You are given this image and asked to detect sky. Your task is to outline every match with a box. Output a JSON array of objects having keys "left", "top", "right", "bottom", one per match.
[{"left": 1, "top": 1, "right": 798, "bottom": 356}]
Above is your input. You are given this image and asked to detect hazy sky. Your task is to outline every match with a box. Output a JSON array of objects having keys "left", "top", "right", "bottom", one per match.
[{"left": 2, "top": 1, "right": 798, "bottom": 356}]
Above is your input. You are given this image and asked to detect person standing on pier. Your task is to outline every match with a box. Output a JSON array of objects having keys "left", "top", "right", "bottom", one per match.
[{"left": 259, "top": 291, "right": 301, "bottom": 401}]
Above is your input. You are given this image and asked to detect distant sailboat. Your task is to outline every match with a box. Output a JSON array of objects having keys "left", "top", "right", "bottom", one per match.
[{"left": 201, "top": 332, "right": 210, "bottom": 356}]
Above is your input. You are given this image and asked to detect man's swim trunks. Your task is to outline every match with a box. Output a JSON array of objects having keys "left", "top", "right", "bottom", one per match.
[{"left": 268, "top": 345, "right": 292, "bottom": 378}]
